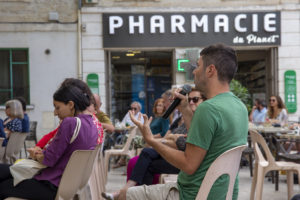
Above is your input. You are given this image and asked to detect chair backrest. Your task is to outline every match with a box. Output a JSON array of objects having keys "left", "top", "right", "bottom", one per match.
[
  {"left": 195, "top": 145, "right": 247, "bottom": 200},
  {"left": 55, "top": 144, "right": 101, "bottom": 200},
  {"left": 122, "top": 127, "right": 137, "bottom": 152},
  {"left": 26, "top": 121, "right": 37, "bottom": 142},
  {"left": 4, "top": 132, "right": 28, "bottom": 164},
  {"left": 88, "top": 133, "right": 107, "bottom": 200},
  {"left": 249, "top": 129, "right": 276, "bottom": 164}
]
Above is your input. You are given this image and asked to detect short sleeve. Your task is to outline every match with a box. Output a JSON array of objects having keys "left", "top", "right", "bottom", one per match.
[{"left": 186, "top": 103, "right": 219, "bottom": 150}]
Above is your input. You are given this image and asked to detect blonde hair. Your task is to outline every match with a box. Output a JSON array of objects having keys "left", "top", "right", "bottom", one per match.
[{"left": 5, "top": 100, "right": 24, "bottom": 119}]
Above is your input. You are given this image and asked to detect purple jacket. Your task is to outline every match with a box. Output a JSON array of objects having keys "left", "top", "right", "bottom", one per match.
[{"left": 34, "top": 114, "right": 98, "bottom": 187}]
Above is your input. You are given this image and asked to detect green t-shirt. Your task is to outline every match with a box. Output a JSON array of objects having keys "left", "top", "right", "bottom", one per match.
[{"left": 177, "top": 92, "right": 248, "bottom": 200}]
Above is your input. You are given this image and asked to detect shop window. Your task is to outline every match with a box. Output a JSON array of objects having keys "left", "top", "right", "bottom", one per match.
[
  {"left": 109, "top": 51, "right": 172, "bottom": 121},
  {"left": 0, "top": 49, "right": 30, "bottom": 105}
]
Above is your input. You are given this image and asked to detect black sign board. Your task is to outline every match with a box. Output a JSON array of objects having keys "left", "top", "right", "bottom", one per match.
[{"left": 103, "top": 12, "right": 280, "bottom": 48}]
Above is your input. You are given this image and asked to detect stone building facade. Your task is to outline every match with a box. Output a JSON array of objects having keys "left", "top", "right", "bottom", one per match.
[
  {"left": 0, "top": 0, "right": 79, "bottom": 137},
  {"left": 81, "top": 0, "right": 300, "bottom": 122}
]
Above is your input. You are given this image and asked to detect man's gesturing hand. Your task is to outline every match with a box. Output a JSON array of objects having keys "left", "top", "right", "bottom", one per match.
[{"left": 129, "top": 110, "right": 154, "bottom": 144}]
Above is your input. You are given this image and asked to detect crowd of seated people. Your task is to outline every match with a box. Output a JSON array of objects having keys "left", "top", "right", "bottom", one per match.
[
  {"left": 0, "top": 78, "right": 99, "bottom": 199},
  {"left": 249, "top": 95, "right": 288, "bottom": 127},
  {"left": 102, "top": 88, "right": 206, "bottom": 200}
]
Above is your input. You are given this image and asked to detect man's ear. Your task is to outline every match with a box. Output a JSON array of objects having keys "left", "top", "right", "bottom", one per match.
[{"left": 206, "top": 64, "right": 216, "bottom": 78}]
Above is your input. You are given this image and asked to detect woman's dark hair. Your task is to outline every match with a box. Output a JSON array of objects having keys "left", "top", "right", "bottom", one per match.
[
  {"left": 53, "top": 78, "right": 92, "bottom": 114},
  {"left": 267, "top": 95, "right": 286, "bottom": 119},
  {"left": 60, "top": 78, "right": 95, "bottom": 105}
]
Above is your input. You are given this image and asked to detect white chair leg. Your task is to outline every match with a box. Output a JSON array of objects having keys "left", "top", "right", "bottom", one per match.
[
  {"left": 255, "top": 167, "right": 265, "bottom": 200},
  {"left": 104, "top": 152, "right": 110, "bottom": 185},
  {"left": 287, "top": 171, "right": 294, "bottom": 200},
  {"left": 250, "top": 162, "right": 258, "bottom": 200}
]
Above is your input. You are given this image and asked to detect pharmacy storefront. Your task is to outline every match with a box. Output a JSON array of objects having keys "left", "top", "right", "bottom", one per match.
[{"left": 81, "top": 9, "right": 299, "bottom": 121}]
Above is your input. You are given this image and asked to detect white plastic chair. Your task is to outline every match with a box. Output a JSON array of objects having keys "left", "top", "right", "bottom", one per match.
[
  {"left": 1, "top": 132, "right": 28, "bottom": 164},
  {"left": 5, "top": 144, "right": 101, "bottom": 200},
  {"left": 195, "top": 145, "right": 247, "bottom": 200},
  {"left": 56, "top": 144, "right": 101, "bottom": 200},
  {"left": 249, "top": 129, "right": 300, "bottom": 200},
  {"left": 88, "top": 131, "right": 107, "bottom": 200},
  {"left": 104, "top": 126, "right": 137, "bottom": 184}
]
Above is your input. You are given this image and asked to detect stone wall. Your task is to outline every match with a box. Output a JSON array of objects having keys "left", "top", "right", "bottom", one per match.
[
  {"left": 0, "top": 0, "right": 78, "bottom": 23},
  {"left": 96, "top": 0, "right": 298, "bottom": 8},
  {"left": 278, "top": 11, "right": 300, "bottom": 121}
]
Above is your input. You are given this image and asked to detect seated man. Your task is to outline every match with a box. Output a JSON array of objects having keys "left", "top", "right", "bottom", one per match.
[
  {"left": 93, "top": 94, "right": 115, "bottom": 133},
  {"left": 112, "top": 101, "right": 144, "bottom": 168},
  {"left": 122, "top": 44, "right": 248, "bottom": 200},
  {"left": 121, "top": 101, "right": 144, "bottom": 126},
  {"left": 249, "top": 98, "right": 267, "bottom": 124}
]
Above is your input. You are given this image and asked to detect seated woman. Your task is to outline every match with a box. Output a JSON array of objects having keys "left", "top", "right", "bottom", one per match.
[
  {"left": 151, "top": 98, "right": 169, "bottom": 138},
  {"left": 102, "top": 88, "right": 205, "bottom": 200},
  {"left": 267, "top": 95, "right": 288, "bottom": 126},
  {"left": 2, "top": 99, "right": 24, "bottom": 146},
  {"left": 28, "top": 78, "right": 104, "bottom": 157},
  {"left": 0, "top": 78, "right": 98, "bottom": 200}
]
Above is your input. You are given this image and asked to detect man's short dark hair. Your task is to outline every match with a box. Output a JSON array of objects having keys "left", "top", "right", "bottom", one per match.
[
  {"left": 256, "top": 98, "right": 266, "bottom": 107},
  {"left": 200, "top": 43, "right": 237, "bottom": 83}
]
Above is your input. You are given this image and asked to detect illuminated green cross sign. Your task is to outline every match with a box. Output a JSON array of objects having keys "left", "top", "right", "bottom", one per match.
[{"left": 177, "top": 59, "right": 190, "bottom": 72}]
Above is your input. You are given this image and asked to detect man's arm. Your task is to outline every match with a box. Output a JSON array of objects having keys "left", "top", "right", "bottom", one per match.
[
  {"left": 249, "top": 106, "right": 256, "bottom": 122},
  {"left": 102, "top": 123, "right": 115, "bottom": 133},
  {"left": 129, "top": 111, "right": 206, "bottom": 175}
]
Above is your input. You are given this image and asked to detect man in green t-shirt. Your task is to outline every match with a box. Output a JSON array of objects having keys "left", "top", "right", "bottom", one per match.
[{"left": 126, "top": 44, "right": 248, "bottom": 200}]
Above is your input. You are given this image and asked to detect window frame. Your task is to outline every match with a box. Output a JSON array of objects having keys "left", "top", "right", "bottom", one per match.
[{"left": 0, "top": 48, "right": 30, "bottom": 105}]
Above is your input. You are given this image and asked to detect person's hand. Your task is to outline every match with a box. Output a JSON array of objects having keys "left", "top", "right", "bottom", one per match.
[
  {"left": 252, "top": 105, "right": 257, "bottom": 111},
  {"left": 173, "top": 88, "right": 189, "bottom": 113},
  {"left": 129, "top": 110, "right": 154, "bottom": 144},
  {"left": 27, "top": 146, "right": 42, "bottom": 159},
  {"left": 35, "top": 152, "right": 44, "bottom": 163}
]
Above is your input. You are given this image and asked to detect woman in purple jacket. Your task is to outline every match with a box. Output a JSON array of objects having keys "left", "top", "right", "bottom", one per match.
[{"left": 0, "top": 79, "right": 98, "bottom": 200}]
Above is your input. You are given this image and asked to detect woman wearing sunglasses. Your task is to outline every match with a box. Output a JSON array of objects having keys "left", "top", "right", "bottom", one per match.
[
  {"left": 267, "top": 95, "right": 288, "bottom": 126},
  {"left": 102, "top": 88, "right": 205, "bottom": 200}
]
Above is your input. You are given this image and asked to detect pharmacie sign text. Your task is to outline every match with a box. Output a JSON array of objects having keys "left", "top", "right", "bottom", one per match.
[{"left": 103, "top": 12, "right": 280, "bottom": 48}]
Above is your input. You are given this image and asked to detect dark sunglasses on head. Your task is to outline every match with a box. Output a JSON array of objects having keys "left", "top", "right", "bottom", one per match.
[
  {"left": 131, "top": 107, "right": 137, "bottom": 111},
  {"left": 188, "top": 97, "right": 201, "bottom": 103},
  {"left": 269, "top": 99, "right": 276, "bottom": 102}
]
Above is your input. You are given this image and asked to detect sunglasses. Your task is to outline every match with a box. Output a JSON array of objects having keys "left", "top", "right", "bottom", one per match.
[
  {"left": 269, "top": 99, "right": 276, "bottom": 102},
  {"left": 188, "top": 97, "right": 201, "bottom": 103},
  {"left": 131, "top": 107, "right": 138, "bottom": 111}
]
